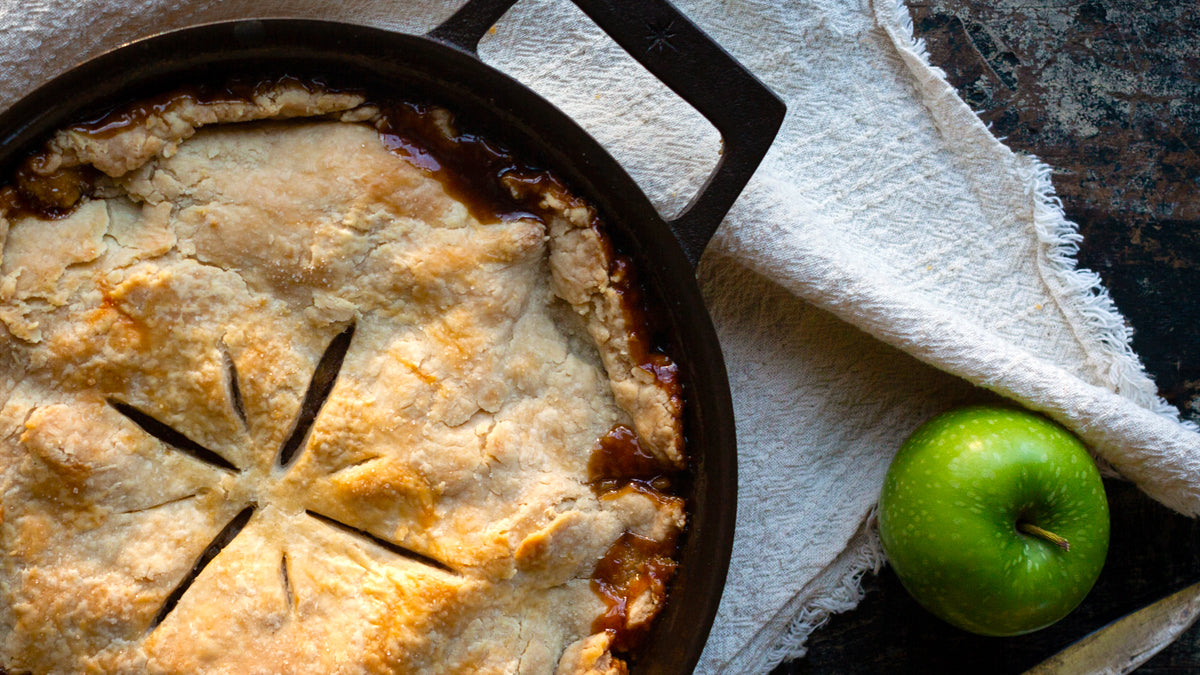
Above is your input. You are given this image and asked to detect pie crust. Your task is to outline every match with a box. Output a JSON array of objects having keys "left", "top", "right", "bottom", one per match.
[{"left": 0, "top": 80, "right": 686, "bottom": 674}]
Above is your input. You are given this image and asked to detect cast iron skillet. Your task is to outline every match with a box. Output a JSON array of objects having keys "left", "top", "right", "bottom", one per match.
[{"left": 0, "top": 0, "right": 784, "bottom": 672}]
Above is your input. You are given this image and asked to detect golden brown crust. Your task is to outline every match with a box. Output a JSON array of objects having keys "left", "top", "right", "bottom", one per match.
[
  {"left": 556, "top": 633, "right": 629, "bottom": 675},
  {"left": 540, "top": 192, "right": 684, "bottom": 468},
  {"left": 33, "top": 80, "right": 368, "bottom": 178},
  {"left": 0, "top": 84, "right": 684, "bottom": 674}
]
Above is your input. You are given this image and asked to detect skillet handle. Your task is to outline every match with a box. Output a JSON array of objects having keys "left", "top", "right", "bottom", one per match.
[
  {"left": 425, "top": 0, "right": 518, "bottom": 52},
  {"left": 428, "top": 0, "right": 786, "bottom": 268}
]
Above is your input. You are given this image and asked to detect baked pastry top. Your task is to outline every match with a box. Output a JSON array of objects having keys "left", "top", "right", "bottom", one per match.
[{"left": 0, "top": 81, "right": 685, "bottom": 674}]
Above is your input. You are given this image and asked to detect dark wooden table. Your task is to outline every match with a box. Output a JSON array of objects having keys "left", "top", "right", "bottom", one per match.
[{"left": 775, "top": 0, "right": 1200, "bottom": 671}]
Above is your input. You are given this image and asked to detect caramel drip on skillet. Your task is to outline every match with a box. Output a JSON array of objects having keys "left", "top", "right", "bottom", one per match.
[
  {"left": 71, "top": 77, "right": 336, "bottom": 139},
  {"left": 587, "top": 425, "right": 682, "bottom": 653},
  {"left": 375, "top": 99, "right": 561, "bottom": 225},
  {"left": 591, "top": 529, "right": 680, "bottom": 653},
  {"left": 588, "top": 424, "right": 674, "bottom": 494},
  {"left": 2, "top": 164, "right": 94, "bottom": 220}
]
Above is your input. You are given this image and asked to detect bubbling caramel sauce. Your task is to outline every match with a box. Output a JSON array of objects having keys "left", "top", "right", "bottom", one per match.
[
  {"left": 591, "top": 529, "right": 680, "bottom": 653},
  {"left": 587, "top": 425, "right": 683, "bottom": 652},
  {"left": 588, "top": 424, "right": 674, "bottom": 494},
  {"left": 74, "top": 88, "right": 249, "bottom": 139},
  {"left": 4, "top": 163, "right": 93, "bottom": 219},
  {"left": 375, "top": 100, "right": 551, "bottom": 225},
  {"left": 608, "top": 255, "right": 684, "bottom": 407}
]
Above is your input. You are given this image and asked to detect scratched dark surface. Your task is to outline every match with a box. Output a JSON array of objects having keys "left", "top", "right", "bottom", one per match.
[{"left": 774, "top": 0, "right": 1200, "bottom": 672}]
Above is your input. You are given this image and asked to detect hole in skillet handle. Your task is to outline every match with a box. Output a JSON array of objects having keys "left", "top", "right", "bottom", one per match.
[{"left": 428, "top": 0, "right": 787, "bottom": 269}]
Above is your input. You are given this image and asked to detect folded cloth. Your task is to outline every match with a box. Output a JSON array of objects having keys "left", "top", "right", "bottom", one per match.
[{"left": 3, "top": 0, "right": 1198, "bottom": 673}]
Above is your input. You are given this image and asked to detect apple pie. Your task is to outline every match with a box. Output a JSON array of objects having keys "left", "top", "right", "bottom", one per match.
[{"left": 0, "top": 79, "right": 686, "bottom": 674}]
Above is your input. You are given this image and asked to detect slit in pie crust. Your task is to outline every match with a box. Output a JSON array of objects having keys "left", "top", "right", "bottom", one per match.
[{"left": 0, "top": 80, "right": 686, "bottom": 675}]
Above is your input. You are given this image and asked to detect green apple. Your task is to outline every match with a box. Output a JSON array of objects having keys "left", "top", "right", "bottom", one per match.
[{"left": 877, "top": 405, "right": 1109, "bottom": 636}]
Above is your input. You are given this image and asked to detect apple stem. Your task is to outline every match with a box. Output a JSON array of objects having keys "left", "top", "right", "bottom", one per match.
[{"left": 1018, "top": 522, "right": 1071, "bottom": 552}]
